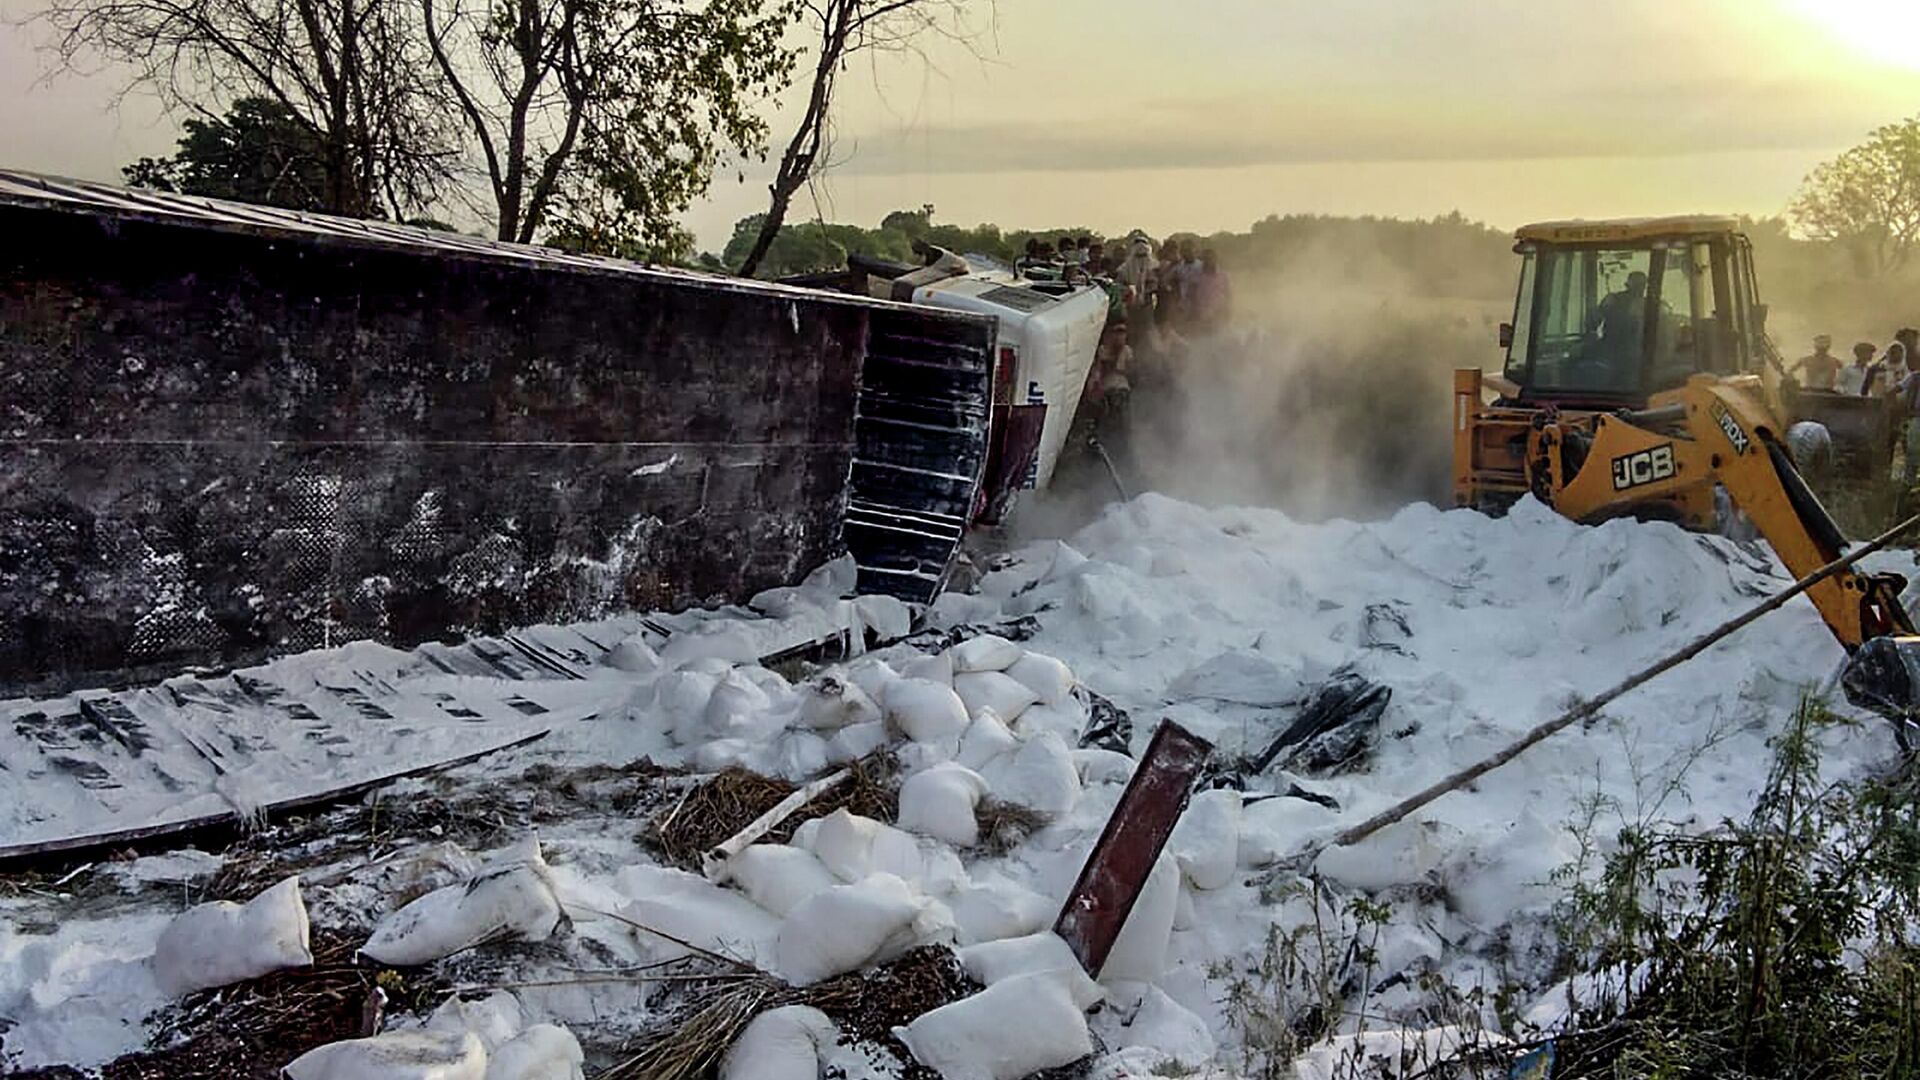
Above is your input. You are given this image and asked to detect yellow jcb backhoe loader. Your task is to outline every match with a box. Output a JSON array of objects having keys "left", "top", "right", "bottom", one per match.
[{"left": 1451, "top": 216, "right": 1920, "bottom": 719}]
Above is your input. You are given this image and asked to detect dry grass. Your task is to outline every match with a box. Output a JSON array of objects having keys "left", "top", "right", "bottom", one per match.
[
  {"left": 971, "top": 797, "right": 1047, "bottom": 856},
  {"left": 648, "top": 767, "right": 798, "bottom": 869},
  {"left": 596, "top": 977, "right": 789, "bottom": 1080},
  {"left": 592, "top": 946, "right": 972, "bottom": 1080},
  {"left": 767, "top": 752, "right": 899, "bottom": 843},
  {"left": 647, "top": 753, "right": 900, "bottom": 870},
  {"left": 4, "top": 928, "right": 446, "bottom": 1080}
]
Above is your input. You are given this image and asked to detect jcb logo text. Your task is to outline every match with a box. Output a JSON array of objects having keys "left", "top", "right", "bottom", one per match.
[{"left": 1611, "top": 444, "right": 1676, "bottom": 491}]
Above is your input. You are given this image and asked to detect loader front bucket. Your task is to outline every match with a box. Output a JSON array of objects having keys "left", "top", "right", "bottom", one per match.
[{"left": 1841, "top": 635, "right": 1920, "bottom": 727}]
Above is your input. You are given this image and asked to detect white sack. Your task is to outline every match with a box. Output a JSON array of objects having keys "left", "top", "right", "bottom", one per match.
[
  {"left": 792, "top": 810, "right": 920, "bottom": 883},
  {"left": 486, "top": 1024, "right": 586, "bottom": 1080},
  {"left": 598, "top": 635, "right": 662, "bottom": 674},
  {"left": 692, "top": 738, "right": 753, "bottom": 772},
  {"left": 660, "top": 625, "right": 764, "bottom": 667},
  {"left": 776, "top": 874, "right": 926, "bottom": 985},
  {"left": 948, "top": 635, "right": 1023, "bottom": 674},
  {"left": 153, "top": 874, "right": 312, "bottom": 996},
  {"left": 956, "top": 710, "right": 1019, "bottom": 771},
  {"left": 981, "top": 733, "right": 1081, "bottom": 817},
  {"left": 952, "top": 672, "right": 1039, "bottom": 724},
  {"left": 660, "top": 670, "right": 722, "bottom": 744},
  {"left": 375, "top": 842, "right": 483, "bottom": 909},
  {"left": 884, "top": 678, "right": 970, "bottom": 743},
  {"left": 749, "top": 585, "right": 808, "bottom": 618},
  {"left": 1169, "top": 789, "right": 1242, "bottom": 891},
  {"left": 854, "top": 594, "right": 913, "bottom": 641},
  {"left": 615, "top": 864, "right": 782, "bottom": 968},
  {"left": 894, "top": 971, "right": 1095, "bottom": 1080},
  {"left": 362, "top": 839, "right": 561, "bottom": 966},
  {"left": 791, "top": 810, "right": 966, "bottom": 896},
  {"left": 704, "top": 671, "right": 775, "bottom": 739},
  {"left": 427, "top": 990, "right": 525, "bottom": 1053},
  {"left": 1072, "top": 750, "right": 1135, "bottom": 786},
  {"left": 1012, "top": 704, "right": 1084, "bottom": 743},
  {"left": 895, "top": 739, "right": 959, "bottom": 775},
  {"left": 726, "top": 845, "right": 839, "bottom": 917},
  {"left": 927, "top": 592, "right": 998, "bottom": 630},
  {"left": 1172, "top": 884, "right": 1196, "bottom": 931},
  {"left": 798, "top": 674, "right": 881, "bottom": 731},
  {"left": 771, "top": 730, "right": 831, "bottom": 781},
  {"left": 744, "top": 666, "right": 799, "bottom": 705},
  {"left": 721, "top": 1005, "right": 837, "bottom": 1080},
  {"left": 1097, "top": 854, "right": 1178, "bottom": 984},
  {"left": 955, "top": 933, "right": 1104, "bottom": 1010},
  {"left": 825, "top": 721, "right": 890, "bottom": 765},
  {"left": 841, "top": 657, "right": 898, "bottom": 703},
  {"left": 1090, "top": 985, "right": 1215, "bottom": 1070},
  {"left": 1004, "top": 653, "right": 1074, "bottom": 707},
  {"left": 803, "top": 554, "right": 858, "bottom": 595},
  {"left": 948, "top": 880, "right": 1056, "bottom": 946},
  {"left": 899, "top": 650, "right": 954, "bottom": 687},
  {"left": 897, "top": 764, "right": 989, "bottom": 848},
  {"left": 282, "top": 1030, "right": 485, "bottom": 1080}
]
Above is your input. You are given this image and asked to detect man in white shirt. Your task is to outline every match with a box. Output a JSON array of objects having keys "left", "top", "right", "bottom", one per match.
[{"left": 1837, "top": 341, "right": 1877, "bottom": 395}]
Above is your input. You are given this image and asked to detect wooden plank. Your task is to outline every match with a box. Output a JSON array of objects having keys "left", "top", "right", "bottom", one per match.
[{"left": 1053, "top": 720, "right": 1213, "bottom": 977}]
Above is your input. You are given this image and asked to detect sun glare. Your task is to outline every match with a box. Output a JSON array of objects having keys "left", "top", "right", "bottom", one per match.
[{"left": 1788, "top": 0, "right": 1920, "bottom": 71}]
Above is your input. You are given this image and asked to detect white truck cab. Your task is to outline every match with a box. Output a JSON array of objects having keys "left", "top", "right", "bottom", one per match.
[{"left": 852, "top": 246, "right": 1110, "bottom": 501}]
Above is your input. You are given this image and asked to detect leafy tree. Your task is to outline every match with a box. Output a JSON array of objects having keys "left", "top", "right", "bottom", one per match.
[
  {"left": 425, "top": 0, "right": 794, "bottom": 246},
  {"left": 880, "top": 205, "right": 933, "bottom": 239},
  {"left": 545, "top": 211, "right": 697, "bottom": 264},
  {"left": 721, "top": 213, "right": 849, "bottom": 275},
  {"left": 1791, "top": 118, "right": 1920, "bottom": 277},
  {"left": 44, "top": 0, "right": 458, "bottom": 219},
  {"left": 122, "top": 97, "right": 329, "bottom": 210}
]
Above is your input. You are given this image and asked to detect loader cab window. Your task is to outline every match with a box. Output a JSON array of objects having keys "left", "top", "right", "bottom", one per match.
[
  {"left": 1501, "top": 250, "right": 1537, "bottom": 385},
  {"left": 1521, "top": 246, "right": 1653, "bottom": 395},
  {"left": 1647, "top": 241, "right": 1707, "bottom": 388},
  {"left": 1725, "top": 238, "right": 1763, "bottom": 373}
]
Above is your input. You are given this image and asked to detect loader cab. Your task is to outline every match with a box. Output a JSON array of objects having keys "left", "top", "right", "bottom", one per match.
[{"left": 1499, "top": 217, "right": 1764, "bottom": 409}]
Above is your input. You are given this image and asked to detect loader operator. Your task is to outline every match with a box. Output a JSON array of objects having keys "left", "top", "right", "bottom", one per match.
[{"left": 1586, "top": 270, "right": 1648, "bottom": 362}]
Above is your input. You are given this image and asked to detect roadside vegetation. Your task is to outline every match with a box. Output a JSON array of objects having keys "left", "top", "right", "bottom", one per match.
[{"left": 1213, "top": 698, "right": 1920, "bottom": 1079}]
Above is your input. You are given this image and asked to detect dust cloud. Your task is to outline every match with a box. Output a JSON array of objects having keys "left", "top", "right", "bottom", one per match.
[{"left": 1032, "top": 237, "right": 1508, "bottom": 534}]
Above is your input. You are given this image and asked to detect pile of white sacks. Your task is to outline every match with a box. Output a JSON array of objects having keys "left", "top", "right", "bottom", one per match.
[
  {"left": 141, "top": 840, "right": 586, "bottom": 1079},
  {"left": 131, "top": 624, "right": 1241, "bottom": 1080}
]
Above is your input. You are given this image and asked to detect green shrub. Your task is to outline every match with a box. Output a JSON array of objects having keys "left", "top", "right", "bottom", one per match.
[{"left": 1547, "top": 698, "right": 1920, "bottom": 1078}]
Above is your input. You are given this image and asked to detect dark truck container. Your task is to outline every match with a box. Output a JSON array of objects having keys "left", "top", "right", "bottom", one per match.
[{"left": 0, "top": 171, "right": 994, "bottom": 695}]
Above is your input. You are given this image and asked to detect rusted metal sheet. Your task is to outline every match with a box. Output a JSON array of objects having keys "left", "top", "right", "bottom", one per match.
[
  {"left": 976, "top": 403, "right": 1047, "bottom": 526},
  {"left": 1054, "top": 719, "right": 1213, "bottom": 976},
  {"left": 0, "top": 169, "right": 994, "bottom": 692}
]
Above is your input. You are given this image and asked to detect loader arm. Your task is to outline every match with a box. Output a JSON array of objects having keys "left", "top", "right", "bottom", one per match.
[{"left": 1535, "top": 376, "right": 1915, "bottom": 649}]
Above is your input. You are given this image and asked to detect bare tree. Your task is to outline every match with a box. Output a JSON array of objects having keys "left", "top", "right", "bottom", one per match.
[
  {"left": 422, "top": 0, "right": 797, "bottom": 247},
  {"left": 733, "top": 0, "right": 982, "bottom": 279},
  {"left": 41, "top": 0, "right": 459, "bottom": 219},
  {"left": 1791, "top": 118, "right": 1920, "bottom": 277}
]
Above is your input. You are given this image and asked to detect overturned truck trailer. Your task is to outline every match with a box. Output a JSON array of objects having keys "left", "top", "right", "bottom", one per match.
[{"left": 0, "top": 171, "right": 994, "bottom": 695}]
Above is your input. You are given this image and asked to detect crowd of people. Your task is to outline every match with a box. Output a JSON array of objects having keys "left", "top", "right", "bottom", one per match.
[
  {"left": 1792, "top": 329, "right": 1920, "bottom": 493},
  {"left": 1791, "top": 330, "right": 1920, "bottom": 398},
  {"left": 1014, "top": 230, "right": 1246, "bottom": 495},
  {"left": 1014, "top": 230, "right": 1234, "bottom": 336}
]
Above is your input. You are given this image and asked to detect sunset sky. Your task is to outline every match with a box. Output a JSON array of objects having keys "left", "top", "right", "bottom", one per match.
[{"left": 5, "top": 0, "right": 1920, "bottom": 247}]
